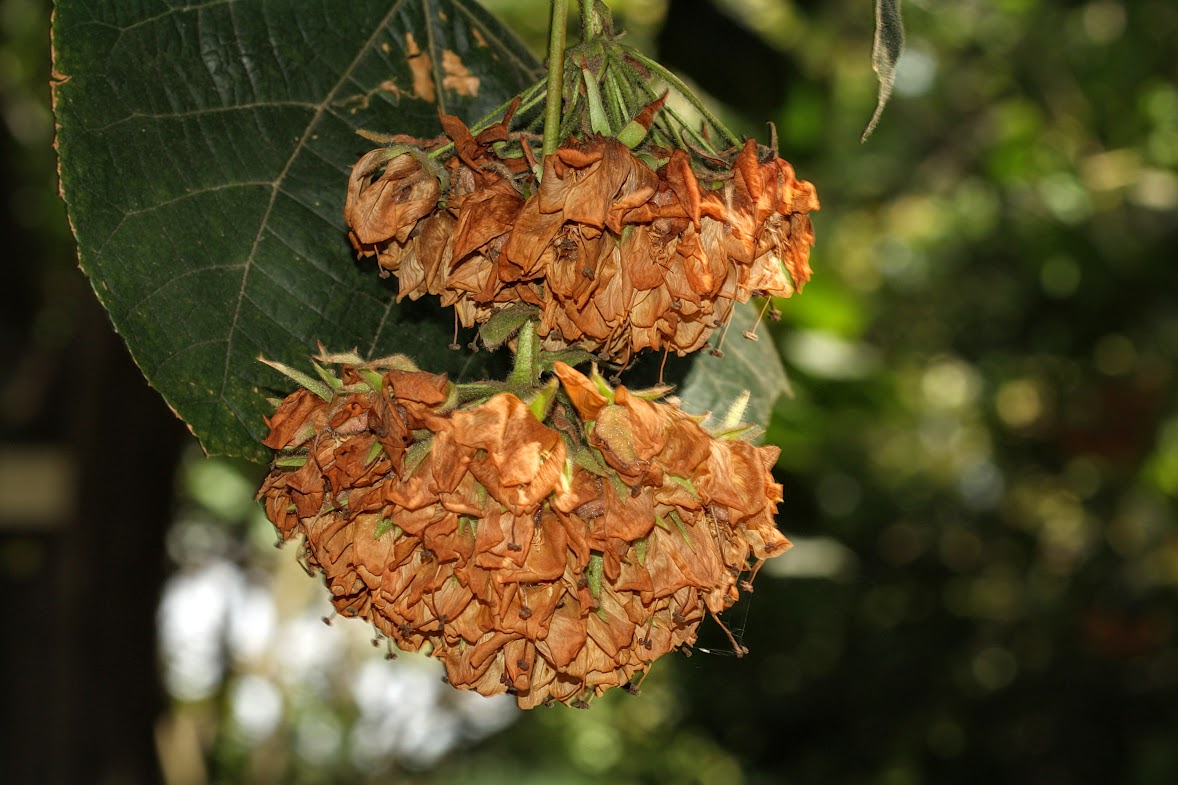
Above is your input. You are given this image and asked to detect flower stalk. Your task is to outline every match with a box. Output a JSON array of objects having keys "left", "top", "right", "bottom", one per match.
[{"left": 542, "top": 0, "right": 569, "bottom": 161}]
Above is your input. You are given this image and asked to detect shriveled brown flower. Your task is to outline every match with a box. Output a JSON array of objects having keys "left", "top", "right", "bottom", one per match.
[
  {"left": 258, "top": 356, "right": 790, "bottom": 708},
  {"left": 344, "top": 114, "right": 818, "bottom": 364}
]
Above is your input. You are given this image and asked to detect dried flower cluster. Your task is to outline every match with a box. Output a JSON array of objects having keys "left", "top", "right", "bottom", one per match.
[
  {"left": 345, "top": 112, "right": 818, "bottom": 363},
  {"left": 258, "top": 358, "right": 789, "bottom": 707}
]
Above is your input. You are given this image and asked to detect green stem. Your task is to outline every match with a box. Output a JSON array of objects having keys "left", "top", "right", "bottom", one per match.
[
  {"left": 427, "top": 78, "right": 547, "bottom": 160},
  {"left": 623, "top": 47, "right": 743, "bottom": 148},
  {"left": 543, "top": 0, "right": 570, "bottom": 162},
  {"left": 507, "top": 319, "right": 540, "bottom": 390},
  {"left": 581, "top": 0, "right": 609, "bottom": 40},
  {"left": 664, "top": 105, "right": 722, "bottom": 156},
  {"left": 603, "top": 55, "right": 635, "bottom": 129}
]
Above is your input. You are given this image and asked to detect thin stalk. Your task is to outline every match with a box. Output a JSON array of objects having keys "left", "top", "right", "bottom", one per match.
[
  {"left": 427, "top": 79, "right": 547, "bottom": 160},
  {"left": 603, "top": 64, "right": 629, "bottom": 130},
  {"left": 556, "top": 86, "right": 585, "bottom": 141},
  {"left": 623, "top": 47, "right": 743, "bottom": 148},
  {"left": 662, "top": 105, "right": 722, "bottom": 156},
  {"left": 507, "top": 320, "right": 540, "bottom": 389},
  {"left": 612, "top": 57, "right": 717, "bottom": 155},
  {"left": 581, "top": 0, "right": 592, "bottom": 38},
  {"left": 622, "top": 73, "right": 720, "bottom": 156},
  {"left": 542, "top": 0, "right": 570, "bottom": 161},
  {"left": 604, "top": 49, "right": 641, "bottom": 117},
  {"left": 581, "top": 0, "right": 605, "bottom": 39}
]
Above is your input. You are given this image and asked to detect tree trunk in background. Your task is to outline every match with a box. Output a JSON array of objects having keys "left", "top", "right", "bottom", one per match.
[{"left": 44, "top": 296, "right": 187, "bottom": 785}]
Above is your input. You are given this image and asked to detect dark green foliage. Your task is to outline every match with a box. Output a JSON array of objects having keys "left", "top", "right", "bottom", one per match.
[{"left": 53, "top": 0, "right": 538, "bottom": 460}]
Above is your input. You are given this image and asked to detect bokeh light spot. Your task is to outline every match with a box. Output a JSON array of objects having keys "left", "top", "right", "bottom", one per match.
[{"left": 995, "top": 379, "right": 1044, "bottom": 429}]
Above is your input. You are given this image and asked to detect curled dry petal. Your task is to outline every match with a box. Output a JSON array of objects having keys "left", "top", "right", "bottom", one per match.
[{"left": 346, "top": 151, "right": 440, "bottom": 247}]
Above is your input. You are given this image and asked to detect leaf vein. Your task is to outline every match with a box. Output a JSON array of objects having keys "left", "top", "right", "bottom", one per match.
[{"left": 216, "top": 0, "right": 412, "bottom": 428}]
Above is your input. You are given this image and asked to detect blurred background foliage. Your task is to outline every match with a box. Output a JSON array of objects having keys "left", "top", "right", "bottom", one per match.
[{"left": 4, "top": 0, "right": 1178, "bottom": 783}]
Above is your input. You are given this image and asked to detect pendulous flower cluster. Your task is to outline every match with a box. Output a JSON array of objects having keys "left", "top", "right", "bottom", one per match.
[
  {"left": 257, "top": 357, "right": 789, "bottom": 708},
  {"left": 345, "top": 110, "right": 818, "bottom": 364}
]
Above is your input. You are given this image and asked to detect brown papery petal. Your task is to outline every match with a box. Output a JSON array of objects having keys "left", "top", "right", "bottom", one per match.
[
  {"left": 346, "top": 152, "right": 440, "bottom": 246},
  {"left": 262, "top": 388, "right": 323, "bottom": 449},
  {"left": 450, "top": 176, "right": 525, "bottom": 262}
]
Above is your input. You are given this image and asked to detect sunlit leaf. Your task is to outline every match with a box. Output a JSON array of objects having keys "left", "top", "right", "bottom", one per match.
[{"left": 53, "top": 0, "right": 540, "bottom": 461}]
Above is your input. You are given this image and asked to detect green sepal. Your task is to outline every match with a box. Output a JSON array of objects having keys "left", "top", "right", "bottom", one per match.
[
  {"left": 712, "top": 423, "right": 762, "bottom": 442},
  {"left": 337, "top": 382, "right": 372, "bottom": 395},
  {"left": 314, "top": 349, "right": 366, "bottom": 366},
  {"left": 490, "top": 140, "right": 526, "bottom": 159},
  {"left": 719, "top": 390, "right": 751, "bottom": 431},
  {"left": 404, "top": 437, "right": 433, "bottom": 476},
  {"left": 506, "top": 319, "right": 540, "bottom": 390},
  {"left": 527, "top": 377, "right": 559, "bottom": 422},
  {"left": 581, "top": 59, "right": 612, "bottom": 136},
  {"left": 365, "top": 440, "right": 384, "bottom": 465},
  {"left": 478, "top": 304, "right": 540, "bottom": 351},
  {"left": 454, "top": 380, "right": 507, "bottom": 404},
  {"left": 669, "top": 509, "right": 694, "bottom": 551},
  {"left": 562, "top": 454, "right": 576, "bottom": 487},
  {"left": 274, "top": 453, "right": 308, "bottom": 469},
  {"left": 607, "top": 469, "right": 629, "bottom": 500},
  {"left": 365, "top": 353, "right": 420, "bottom": 372},
  {"left": 667, "top": 474, "right": 699, "bottom": 497},
  {"left": 438, "top": 380, "right": 460, "bottom": 414},
  {"left": 573, "top": 444, "right": 609, "bottom": 476},
  {"left": 374, "top": 518, "right": 400, "bottom": 539},
  {"left": 617, "top": 118, "right": 648, "bottom": 149},
  {"left": 538, "top": 347, "right": 597, "bottom": 374},
  {"left": 311, "top": 360, "right": 344, "bottom": 392},
  {"left": 634, "top": 537, "right": 647, "bottom": 566},
  {"left": 586, "top": 553, "right": 604, "bottom": 600},
  {"left": 628, "top": 383, "right": 674, "bottom": 401},
  {"left": 291, "top": 423, "right": 317, "bottom": 448},
  {"left": 635, "top": 151, "right": 669, "bottom": 170},
  {"left": 589, "top": 365, "right": 615, "bottom": 402},
  {"left": 358, "top": 369, "right": 385, "bottom": 393},
  {"left": 259, "top": 356, "right": 334, "bottom": 402}
]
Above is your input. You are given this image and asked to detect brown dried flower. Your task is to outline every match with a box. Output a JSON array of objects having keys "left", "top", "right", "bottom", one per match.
[
  {"left": 345, "top": 115, "right": 818, "bottom": 364},
  {"left": 258, "top": 356, "right": 790, "bottom": 708}
]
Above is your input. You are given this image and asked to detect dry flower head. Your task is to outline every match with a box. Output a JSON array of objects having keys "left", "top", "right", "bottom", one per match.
[
  {"left": 345, "top": 111, "right": 818, "bottom": 364},
  {"left": 258, "top": 356, "right": 790, "bottom": 707}
]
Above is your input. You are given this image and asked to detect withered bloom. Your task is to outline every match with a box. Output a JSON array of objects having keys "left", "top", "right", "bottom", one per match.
[
  {"left": 258, "top": 357, "right": 789, "bottom": 708},
  {"left": 344, "top": 113, "right": 818, "bottom": 364}
]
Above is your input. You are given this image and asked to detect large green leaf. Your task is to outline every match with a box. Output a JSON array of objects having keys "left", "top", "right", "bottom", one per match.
[{"left": 52, "top": 0, "right": 540, "bottom": 461}]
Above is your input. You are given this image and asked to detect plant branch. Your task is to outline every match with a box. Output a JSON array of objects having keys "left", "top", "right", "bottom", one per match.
[
  {"left": 543, "top": 0, "right": 570, "bottom": 161},
  {"left": 622, "top": 47, "right": 743, "bottom": 148}
]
